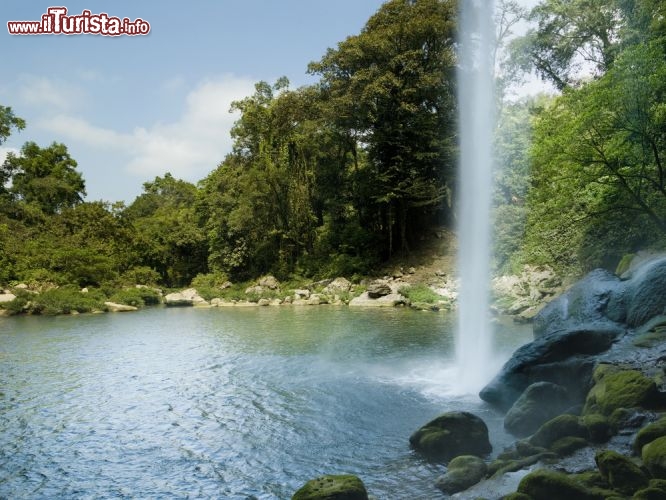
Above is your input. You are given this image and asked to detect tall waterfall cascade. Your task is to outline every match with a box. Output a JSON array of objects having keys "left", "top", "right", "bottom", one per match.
[{"left": 456, "top": 0, "right": 496, "bottom": 393}]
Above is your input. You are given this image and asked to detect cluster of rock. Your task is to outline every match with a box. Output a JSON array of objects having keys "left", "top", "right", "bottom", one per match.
[
  {"left": 290, "top": 255, "right": 666, "bottom": 498},
  {"left": 492, "top": 265, "right": 563, "bottom": 322},
  {"left": 163, "top": 276, "right": 356, "bottom": 308}
]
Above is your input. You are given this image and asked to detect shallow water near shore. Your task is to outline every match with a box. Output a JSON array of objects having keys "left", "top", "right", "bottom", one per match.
[{"left": 0, "top": 306, "right": 531, "bottom": 499}]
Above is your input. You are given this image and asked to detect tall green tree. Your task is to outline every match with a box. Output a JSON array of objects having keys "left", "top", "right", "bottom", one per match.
[
  {"left": 2, "top": 141, "right": 85, "bottom": 215},
  {"left": 125, "top": 173, "right": 207, "bottom": 286},
  {"left": 309, "top": 0, "right": 458, "bottom": 256}
]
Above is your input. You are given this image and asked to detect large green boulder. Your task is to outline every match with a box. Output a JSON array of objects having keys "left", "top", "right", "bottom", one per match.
[
  {"left": 584, "top": 368, "right": 658, "bottom": 415},
  {"left": 435, "top": 455, "right": 487, "bottom": 494},
  {"left": 595, "top": 449, "right": 649, "bottom": 495},
  {"left": 634, "top": 417, "right": 666, "bottom": 455},
  {"left": 291, "top": 475, "right": 368, "bottom": 500},
  {"left": 409, "top": 411, "right": 492, "bottom": 462},
  {"left": 642, "top": 436, "right": 666, "bottom": 479},
  {"left": 529, "top": 414, "right": 587, "bottom": 448},
  {"left": 517, "top": 469, "right": 605, "bottom": 500},
  {"left": 504, "top": 382, "right": 572, "bottom": 437}
]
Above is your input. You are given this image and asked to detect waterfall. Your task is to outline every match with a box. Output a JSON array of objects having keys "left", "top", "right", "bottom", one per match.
[{"left": 456, "top": 0, "right": 496, "bottom": 393}]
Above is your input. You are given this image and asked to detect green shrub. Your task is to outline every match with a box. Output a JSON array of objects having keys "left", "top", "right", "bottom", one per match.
[
  {"left": 399, "top": 283, "right": 442, "bottom": 304},
  {"left": 108, "top": 287, "right": 161, "bottom": 307},
  {"left": 31, "top": 286, "right": 105, "bottom": 315}
]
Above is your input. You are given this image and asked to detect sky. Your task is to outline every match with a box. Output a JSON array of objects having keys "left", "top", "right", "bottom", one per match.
[{"left": 1, "top": 1, "right": 548, "bottom": 204}]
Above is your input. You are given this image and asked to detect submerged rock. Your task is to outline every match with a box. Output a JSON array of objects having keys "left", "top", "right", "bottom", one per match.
[
  {"left": 291, "top": 474, "right": 368, "bottom": 500},
  {"left": 409, "top": 411, "right": 491, "bottom": 462}
]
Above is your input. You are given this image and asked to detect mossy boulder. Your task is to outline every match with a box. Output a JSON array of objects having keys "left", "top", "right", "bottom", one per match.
[
  {"left": 584, "top": 368, "right": 658, "bottom": 415},
  {"left": 581, "top": 413, "right": 613, "bottom": 443},
  {"left": 291, "top": 475, "right": 368, "bottom": 500},
  {"left": 409, "top": 411, "right": 492, "bottom": 462},
  {"left": 635, "top": 480, "right": 666, "bottom": 499},
  {"left": 529, "top": 414, "right": 587, "bottom": 448},
  {"left": 634, "top": 416, "right": 666, "bottom": 455},
  {"left": 502, "top": 494, "right": 532, "bottom": 500},
  {"left": 551, "top": 436, "right": 589, "bottom": 457},
  {"left": 435, "top": 455, "right": 487, "bottom": 494},
  {"left": 642, "top": 435, "right": 666, "bottom": 479},
  {"left": 517, "top": 469, "right": 605, "bottom": 500},
  {"left": 504, "top": 382, "right": 572, "bottom": 437},
  {"left": 595, "top": 449, "right": 649, "bottom": 495}
]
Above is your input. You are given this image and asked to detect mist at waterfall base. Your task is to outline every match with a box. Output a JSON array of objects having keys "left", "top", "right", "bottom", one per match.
[{"left": 456, "top": 0, "right": 497, "bottom": 393}]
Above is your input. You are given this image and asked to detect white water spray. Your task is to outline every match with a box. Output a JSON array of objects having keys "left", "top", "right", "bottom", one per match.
[{"left": 456, "top": 0, "right": 496, "bottom": 393}]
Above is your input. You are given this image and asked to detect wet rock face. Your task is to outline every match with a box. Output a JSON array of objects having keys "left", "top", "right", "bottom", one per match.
[
  {"left": 482, "top": 257, "right": 666, "bottom": 410},
  {"left": 533, "top": 268, "right": 627, "bottom": 339},
  {"left": 409, "top": 411, "right": 492, "bottom": 463},
  {"left": 479, "top": 326, "right": 624, "bottom": 411}
]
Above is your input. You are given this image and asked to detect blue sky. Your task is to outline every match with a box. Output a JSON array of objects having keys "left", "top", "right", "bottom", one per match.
[{"left": 1, "top": 1, "right": 386, "bottom": 202}]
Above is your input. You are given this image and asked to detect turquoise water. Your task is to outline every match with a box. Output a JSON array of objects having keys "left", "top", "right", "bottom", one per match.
[{"left": 0, "top": 306, "right": 530, "bottom": 499}]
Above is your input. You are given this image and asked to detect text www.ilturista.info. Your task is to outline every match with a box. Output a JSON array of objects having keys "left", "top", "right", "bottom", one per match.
[{"left": 7, "top": 7, "right": 150, "bottom": 36}]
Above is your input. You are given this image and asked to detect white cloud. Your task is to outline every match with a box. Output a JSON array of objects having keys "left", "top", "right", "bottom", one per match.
[
  {"left": 37, "top": 74, "right": 257, "bottom": 182},
  {"left": 17, "top": 76, "right": 84, "bottom": 112}
]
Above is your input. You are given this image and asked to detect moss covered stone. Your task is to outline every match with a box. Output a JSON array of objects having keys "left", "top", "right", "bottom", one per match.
[
  {"left": 435, "top": 455, "right": 487, "bottom": 494},
  {"left": 504, "top": 382, "right": 572, "bottom": 438},
  {"left": 584, "top": 369, "right": 658, "bottom": 415},
  {"left": 581, "top": 413, "right": 612, "bottom": 443},
  {"left": 633, "top": 487, "right": 666, "bottom": 499},
  {"left": 502, "top": 494, "right": 532, "bottom": 500},
  {"left": 409, "top": 411, "right": 492, "bottom": 462},
  {"left": 634, "top": 416, "right": 666, "bottom": 455},
  {"left": 529, "top": 414, "right": 587, "bottom": 448},
  {"left": 517, "top": 469, "right": 605, "bottom": 500},
  {"left": 595, "top": 449, "right": 649, "bottom": 495},
  {"left": 642, "top": 435, "right": 666, "bottom": 479},
  {"left": 291, "top": 475, "right": 368, "bottom": 500},
  {"left": 550, "top": 436, "right": 588, "bottom": 457}
]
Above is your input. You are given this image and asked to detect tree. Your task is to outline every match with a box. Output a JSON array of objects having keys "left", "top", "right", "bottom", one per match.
[
  {"left": 519, "top": 0, "right": 623, "bottom": 89},
  {"left": 0, "top": 105, "right": 25, "bottom": 145},
  {"left": 2, "top": 141, "right": 85, "bottom": 215},
  {"left": 125, "top": 173, "right": 207, "bottom": 286},
  {"left": 523, "top": 38, "right": 666, "bottom": 271},
  {"left": 309, "top": 0, "right": 458, "bottom": 256}
]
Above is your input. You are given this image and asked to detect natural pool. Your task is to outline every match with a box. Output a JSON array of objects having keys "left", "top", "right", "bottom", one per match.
[{"left": 0, "top": 306, "right": 531, "bottom": 499}]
